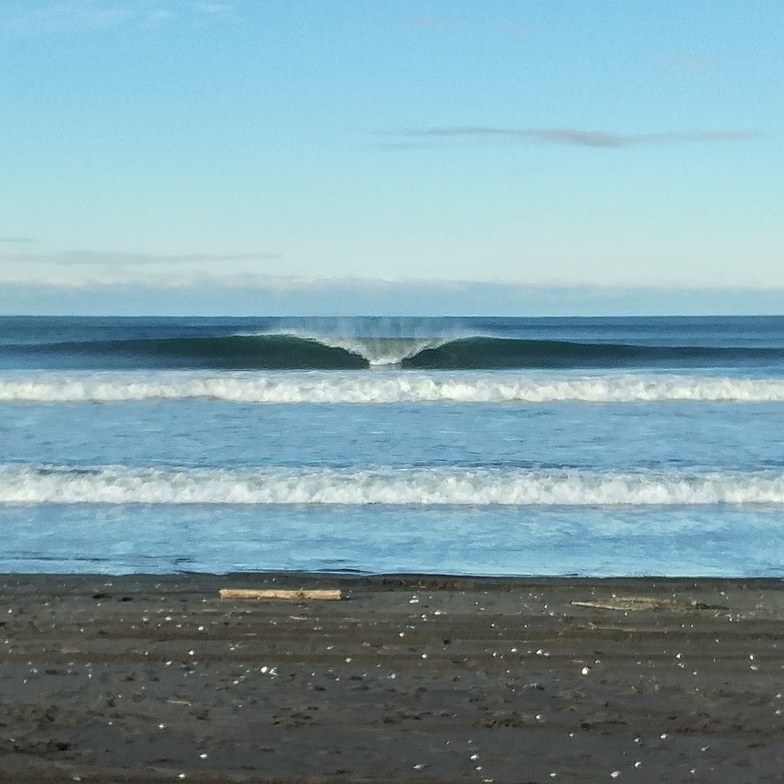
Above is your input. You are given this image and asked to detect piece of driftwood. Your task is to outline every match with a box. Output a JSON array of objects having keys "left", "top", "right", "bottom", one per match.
[
  {"left": 571, "top": 597, "right": 673, "bottom": 612},
  {"left": 571, "top": 597, "right": 725, "bottom": 612},
  {"left": 219, "top": 588, "right": 342, "bottom": 601}
]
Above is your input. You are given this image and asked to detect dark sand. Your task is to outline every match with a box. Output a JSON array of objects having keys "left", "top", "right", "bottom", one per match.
[{"left": 1, "top": 573, "right": 783, "bottom": 783}]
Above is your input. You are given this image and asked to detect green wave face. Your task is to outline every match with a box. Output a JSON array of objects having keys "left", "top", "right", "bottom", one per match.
[{"left": 4, "top": 329, "right": 784, "bottom": 370}]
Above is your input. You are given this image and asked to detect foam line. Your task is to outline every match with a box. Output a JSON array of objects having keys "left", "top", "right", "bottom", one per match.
[
  {"left": 3, "top": 465, "right": 784, "bottom": 506},
  {"left": 2, "top": 372, "right": 784, "bottom": 404}
]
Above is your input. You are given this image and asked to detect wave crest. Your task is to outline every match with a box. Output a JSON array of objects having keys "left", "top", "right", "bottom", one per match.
[
  {"left": 3, "top": 465, "right": 784, "bottom": 506},
  {"left": 7, "top": 330, "right": 784, "bottom": 370},
  {"left": 3, "top": 372, "right": 784, "bottom": 404}
]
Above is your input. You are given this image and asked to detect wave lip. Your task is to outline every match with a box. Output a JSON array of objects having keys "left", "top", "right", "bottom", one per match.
[
  {"left": 3, "top": 372, "right": 784, "bottom": 404},
  {"left": 3, "top": 465, "right": 784, "bottom": 506},
  {"left": 264, "top": 332, "right": 453, "bottom": 367}
]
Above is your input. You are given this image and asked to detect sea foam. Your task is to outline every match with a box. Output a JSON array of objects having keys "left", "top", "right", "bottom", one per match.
[
  {"left": 2, "top": 372, "right": 784, "bottom": 404},
  {"left": 3, "top": 465, "right": 784, "bottom": 506}
]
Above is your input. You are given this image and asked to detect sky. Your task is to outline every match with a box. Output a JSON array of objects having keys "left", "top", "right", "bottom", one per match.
[{"left": 1, "top": 0, "right": 782, "bottom": 316}]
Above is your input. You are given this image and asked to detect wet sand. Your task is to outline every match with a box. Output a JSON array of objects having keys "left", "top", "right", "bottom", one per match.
[{"left": 1, "top": 573, "right": 783, "bottom": 783}]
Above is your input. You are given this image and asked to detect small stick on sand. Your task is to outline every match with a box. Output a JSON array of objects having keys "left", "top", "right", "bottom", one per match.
[{"left": 219, "top": 588, "right": 343, "bottom": 601}]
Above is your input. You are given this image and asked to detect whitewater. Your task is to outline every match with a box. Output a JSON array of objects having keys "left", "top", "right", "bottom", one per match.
[
  {"left": 5, "top": 464, "right": 784, "bottom": 506},
  {"left": 3, "top": 370, "right": 784, "bottom": 404},
  {"left": 2, "top": 314, "right": 784, "bottom": 576}
]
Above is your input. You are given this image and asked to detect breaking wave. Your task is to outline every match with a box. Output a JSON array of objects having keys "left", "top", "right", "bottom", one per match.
[
  {"left": 3, "top": 464, "right": 784, "bottom": 506},
  {"left": 3, "top": 372, "right": 784, "bottom": 404},
  {"left": 6, "top": 331, "right": 784, "bottom": 370}
]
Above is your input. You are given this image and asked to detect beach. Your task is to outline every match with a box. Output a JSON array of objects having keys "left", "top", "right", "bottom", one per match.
[{"left": 1, "top": 573, "right": 783, "bottom": 782}]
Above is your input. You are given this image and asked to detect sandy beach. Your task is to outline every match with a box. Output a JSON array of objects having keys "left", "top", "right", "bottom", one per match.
[{"left": 1, "top": 573, "right": 783, "bottom": 783}]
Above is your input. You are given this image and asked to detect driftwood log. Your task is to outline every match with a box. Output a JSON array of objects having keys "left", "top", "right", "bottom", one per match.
[{"left": 219, "top": 588, "right": 342, "bottom": 601}]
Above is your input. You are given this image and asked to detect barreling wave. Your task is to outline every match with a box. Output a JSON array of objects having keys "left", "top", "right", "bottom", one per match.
[
  {"left": 3, "top": 372, "right": 784, "bottom": 404},
  {"left": 242, "top": 333, "right": 452, "bottom": 367},
  {"left": 6, "top": 331, "right": 784, "bottom": 370},
  {"left": 3, "top": 464, "right": 784, "bottom": 506}
]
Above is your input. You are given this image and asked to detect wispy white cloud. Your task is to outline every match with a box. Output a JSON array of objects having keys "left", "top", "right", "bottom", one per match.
[
  {"left": 661, "top": 52, "right": 717, "bottom": 74},
  {"left": 383, "top": 126, "right": 761, "bottom": 149},
  {"left": 193, "top": 1, "right": 231, "bottom": 14},
  {"left": 2, "top": 275, "right": 783, "bottom": 317},
  {"left": 0, "top": 1, "right": 232, "bottom": 36},
  {"left": 2, "top": 249, "right": 278, "bottom": 266},
  {"left": 0, "top": 249, "right": 281, "bottom": 289},
  {"left": 0, "top": 1, "right": 166, "bottom": 34},
  {"left": 0, "top": 267, "right": 339, "bottom": 291},
  {"left": 400, "top": 16, "right": 532, "bottom": 39}
]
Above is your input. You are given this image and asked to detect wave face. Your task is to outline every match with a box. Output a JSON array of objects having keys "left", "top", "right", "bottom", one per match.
[
  {"left": 406, "top": 337, "right": 784, "bottom": 370},
  {"left": 3, "top": 372, "right": 784, "bottom": 404},
  {"left": 4, "top": 465, "right": 784, "bottom": 506},
  {"left": 4, "top": 313, "right": 784, "bottom": 371},
  {"left": 26, "top": 334, "right": 784, "bottom": 370}
]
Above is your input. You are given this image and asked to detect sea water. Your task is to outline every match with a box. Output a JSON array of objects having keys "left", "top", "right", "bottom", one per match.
[{"left": 1, "top": 315, "right": 783, "bottom": 577}]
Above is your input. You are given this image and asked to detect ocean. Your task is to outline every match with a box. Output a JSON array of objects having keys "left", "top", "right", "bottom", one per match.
[{"left": 1, "top": 314, "right": 783, "bottom": 577}]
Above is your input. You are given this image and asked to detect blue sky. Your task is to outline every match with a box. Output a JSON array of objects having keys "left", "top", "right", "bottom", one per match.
[{"left": 1, "top": 0, "right": 782, "bottom": 315}]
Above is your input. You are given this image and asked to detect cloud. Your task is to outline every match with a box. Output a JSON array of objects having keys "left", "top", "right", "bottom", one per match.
[
  {"left": 0, "top": 2, "right": 168, "bottom": 34},
  {"left": 0, "top": 1, "right": 232, "bottom": 36},
  {"left": 662, "top": 53, "right": 717, "bottom": 74},
  {"left": 384, "top": 126, "right": 761, "bottom": 149},
  {"left": 400, "top": 16, "right": 531, "bottom": 39},
  {"left": 72, "top": 250, "right": 278, "bottom": 265},
  {"left": 2, "top": 276, "right": 783, "bottom": 317},
  {"left": 2, "top": 250, "right": 279, "bottom": 266},
  {"left": 0, "top": 249, "right": 282, "bottom": 290},
  {"left": 194, "top": 2, "right": 231, "bottom": 14}
]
